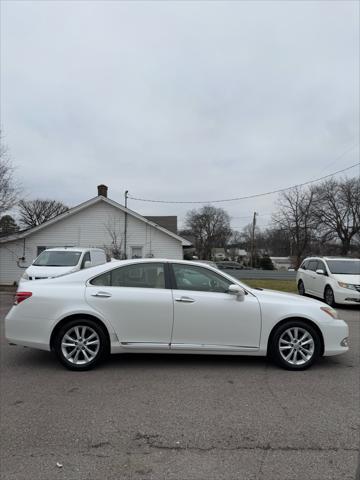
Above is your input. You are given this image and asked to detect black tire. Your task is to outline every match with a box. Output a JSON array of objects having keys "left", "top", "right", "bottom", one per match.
[
  {"left": 54, "top": 318, "right": 109, "bottom": 371},
  {"left": 298, "top": 280, "right": 305, "bottom": 296},
  {"left": 269, "top": 320, "right": 321, "bottom": 371},
  {"left": 324, "top": 286, "right": 335, "bottom": 307}
]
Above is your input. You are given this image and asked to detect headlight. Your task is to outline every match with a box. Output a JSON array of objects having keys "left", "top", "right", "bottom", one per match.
[
  {"left": 338, "top": 282, "right": 357, "bottom": 291},
  {"left": 320, "top": 306, "right": 338, "bottom": 319},
  {"left": 22, "top": 272, "right": 30, "bottom": 280}
]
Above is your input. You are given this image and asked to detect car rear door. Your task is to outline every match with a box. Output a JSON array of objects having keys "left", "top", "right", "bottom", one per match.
[
  {"left": 169, "top": 263, "right": 261, "bottom": 350},
  {"left": 85, "top": 262, "right": 173, "bottom": 348}
]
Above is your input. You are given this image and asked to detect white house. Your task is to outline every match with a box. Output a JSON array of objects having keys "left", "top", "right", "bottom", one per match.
[{"left": 0, "top": 185, "right": 191, "bottom": 285}]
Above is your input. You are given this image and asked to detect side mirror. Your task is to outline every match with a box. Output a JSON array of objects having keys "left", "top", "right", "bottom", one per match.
[
  {"left": 316, "top": 269, "right": 325, "bottom": 275},
  {"left": 228, "top": 284, "right": 246, "bottom": 299},
  {"left": 84, "top": 260, "right": 91, "bottom": 269}
]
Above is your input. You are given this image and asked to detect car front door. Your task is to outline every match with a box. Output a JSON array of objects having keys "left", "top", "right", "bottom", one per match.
[
  {"left": 305, "top": 260, "right": 319, "bottom": 295},
  {"left": 85, "top": 262, "right": 173, "bottom": 348},
  {"left": 312, "top": 260, "right": 327, "bottom": 297},
  {"left": 169, "top": 263, "right": 261, "bottom": 351}
]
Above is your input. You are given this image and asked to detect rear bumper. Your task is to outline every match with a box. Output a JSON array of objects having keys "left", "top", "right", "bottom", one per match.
[{"left": 5, "top": 307, "right": 51, "bottom": 352}]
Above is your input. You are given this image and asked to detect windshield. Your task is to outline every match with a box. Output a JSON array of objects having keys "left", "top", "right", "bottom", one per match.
[
  {"left": 33, "top": 251, "right": 82, "bottom": 267},
  {"left": 326, "top": 260, "right": 360, "bottom": 275}
]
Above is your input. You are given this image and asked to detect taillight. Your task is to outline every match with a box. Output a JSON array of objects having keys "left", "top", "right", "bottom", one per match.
[{"left": 14, "top": 292, "right": 32, "bottom": 305}]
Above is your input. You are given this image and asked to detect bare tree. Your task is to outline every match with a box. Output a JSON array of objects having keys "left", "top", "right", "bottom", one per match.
[
  {"left": 18, "top": 199, "right": 69, "bottom": 228},
  {"left": 103, "top": 217, "right": 124, "bottom": 259},
  {"left": 0, "top": 135, "right": 20, "bottom": 215},
  {"left": 0, "top": 215, "right": 19, "bottom": 236},
  {"left": 312, "top": 178, "right": 360, "bottom": 256},
  {"left": 184, "top": 205, "right": 232, "bottom": 260},
  {"left": 273, "top": 187, "right": 315, "bottom": 268}
]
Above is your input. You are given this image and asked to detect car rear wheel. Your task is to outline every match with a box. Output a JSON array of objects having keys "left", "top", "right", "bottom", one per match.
[
  {"left": 269, "top": 320, "right": 321, "bottom": 370},
  {"left": 324, "top": 286, "right": 335, "bottom": 307},
  {"left": 297, "top": 280, "right": 305, "bottom": 296},
  {"left": 54, "top": 318, "right": 109, "bottom": 371}
]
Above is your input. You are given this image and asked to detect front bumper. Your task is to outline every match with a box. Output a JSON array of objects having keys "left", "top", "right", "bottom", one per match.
[
  {"left": 334, "top": 288, "right": 360, "bottom": 305},
  {"left": 322, "top": 319, "right": 349, "bottom": 356}
]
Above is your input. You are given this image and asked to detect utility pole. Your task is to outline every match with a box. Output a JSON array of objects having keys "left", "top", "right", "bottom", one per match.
[
  {"left": 250, "top": 211, "right": 257, "bottom": 268},
  {"left": 124, "top": 190, "right": 129, "bottom": 259}
]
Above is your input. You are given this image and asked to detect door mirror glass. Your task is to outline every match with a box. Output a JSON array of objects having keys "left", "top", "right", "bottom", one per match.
[
  {"left": 316, "top": 269, "right": 325, "bottom": 275},
  {"left": 228, "top": 284, "right": 245, "bottom": 297}
]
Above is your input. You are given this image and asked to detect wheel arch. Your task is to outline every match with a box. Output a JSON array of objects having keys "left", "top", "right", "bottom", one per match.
[
  {"left": 267, "top": 317, "right": 325, "bottom": 356},
  {"left": 50, "top": 313, "right": 111, "bottom": 352}
]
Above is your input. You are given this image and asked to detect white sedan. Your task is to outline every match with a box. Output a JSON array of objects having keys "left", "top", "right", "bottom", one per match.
[{"left": 5, "top": 259, "right": 349, "bottom": 371}]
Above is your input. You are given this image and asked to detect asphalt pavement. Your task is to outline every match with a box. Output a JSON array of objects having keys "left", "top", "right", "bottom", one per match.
[{"left": 0, "top": 292, "right": 359, "bottom": 480}]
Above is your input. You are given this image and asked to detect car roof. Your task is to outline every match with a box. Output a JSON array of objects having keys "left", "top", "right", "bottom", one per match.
[
  {"left": 45, "top": 247, "right": 104, "bottom": 252},
  {"left": 303, "top": 256, "right": 359, "bottom": 262}
]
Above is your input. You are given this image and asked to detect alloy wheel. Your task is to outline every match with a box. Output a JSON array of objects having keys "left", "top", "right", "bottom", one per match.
[
  {"left": 61, "top": 325, "right": 100, "bottom": 365},
  {"left": 278, "top": 327, "right": 315, "bottom": 366}
]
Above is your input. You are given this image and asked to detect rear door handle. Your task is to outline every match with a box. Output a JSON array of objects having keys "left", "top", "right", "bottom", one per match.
[
  {"left": 175, "top": 296, "right": 195, "bottom": 303},
  {"left": 91, "top": 291, "right": 112, "bottom": 298}
]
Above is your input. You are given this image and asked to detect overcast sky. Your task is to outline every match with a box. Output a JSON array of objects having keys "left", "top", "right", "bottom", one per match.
[{"left": 1, "top": 0, "right": 359, "bottom": 230}]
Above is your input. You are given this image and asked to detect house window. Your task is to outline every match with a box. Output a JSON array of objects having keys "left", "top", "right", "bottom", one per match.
[
  {"left": 131, "top": 247, "right": 143, "bottom": 259},
  {"left": 37, "top": 246, "right": 47, "bottom": 256}
]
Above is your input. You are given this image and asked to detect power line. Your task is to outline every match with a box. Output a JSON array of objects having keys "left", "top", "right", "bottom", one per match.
[{"left": 128, "top": 161, "right": 359, "bottom": 205}]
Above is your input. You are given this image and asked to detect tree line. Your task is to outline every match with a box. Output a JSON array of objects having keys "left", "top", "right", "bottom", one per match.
[
  {"left": 180, "top": 177, "right": 359, "bottom": 266},
  {"left": 1, "top": 133, "right": 359, "bottom": 267}
]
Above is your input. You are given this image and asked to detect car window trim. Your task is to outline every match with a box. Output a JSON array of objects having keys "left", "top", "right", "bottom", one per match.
[
  {"left": 88, "top": 262, "right": 172, "bottom": 290},
  {"left": 169, "top": 262, "right": 232, "bottom": 293}
]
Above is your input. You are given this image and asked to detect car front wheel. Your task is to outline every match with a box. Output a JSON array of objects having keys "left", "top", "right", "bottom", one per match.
[
  {"left": 54, "top": 319, "right": 109, "bottom": 371},
  {"left": 297, "top": 280, "right": 305, "bottom": 296},
  {"left": 324, "top": 286, "right": 335, "bottom": 307},
  {"left": 269, "top": 320, "right": 321, "bottom": 370}
]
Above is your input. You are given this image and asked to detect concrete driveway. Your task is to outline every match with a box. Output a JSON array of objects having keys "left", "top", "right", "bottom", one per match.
[{"left": 0, "top": 292, "right": 359, "bottom": 480}]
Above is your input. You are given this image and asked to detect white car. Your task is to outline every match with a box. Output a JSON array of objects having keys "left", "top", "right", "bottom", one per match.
[
  {"left": 20, "top": 247, "right": 107, "bottom": 285},
  {"left": 296, "top": 257, "right": 360, "bottom": 306},
  {"left": 6, "top": 259, "right": 348, "bottom": 371}
]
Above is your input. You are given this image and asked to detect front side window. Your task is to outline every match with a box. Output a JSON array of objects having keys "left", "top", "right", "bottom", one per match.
[
  {"left": 90, "top": 263, "right": 165, "bottom": 289},
  {"left": 172, "top": 264, "right": 231, "bottom": 293},
  {"left": 317, "top": 260, "right": 326, "bottom": 272},
  {"left": 33, "top": 250, "right": 82, "bottom": 267},
  {"left": 81, "top": 252, "right": 91, "bottom": 269},
  {"left": 307, "top": 260, "right": 318, "bottom": 272}
]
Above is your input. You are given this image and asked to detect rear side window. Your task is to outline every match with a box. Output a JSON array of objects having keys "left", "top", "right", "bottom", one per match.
[{"left": 90, "top": 263, "right": 165, "bottom": 289}]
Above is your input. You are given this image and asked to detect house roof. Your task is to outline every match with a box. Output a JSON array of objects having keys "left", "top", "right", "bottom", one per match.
[
  {"left": 0, "top": 196, "right": 191, "bottom": 246},
  {"left": 145, "top": 216, "right": 177, "bottom": 234}
]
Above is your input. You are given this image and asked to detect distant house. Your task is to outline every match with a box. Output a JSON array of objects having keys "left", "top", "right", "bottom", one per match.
[
  {"left": 0, "top": 185, "right": 191, "bottom": 285},
  {"left": 270, "top": 257, "right": 293, "bottom": 271},
  {"left": 226, "top": 245, "right": 248, "bottom": 264}
]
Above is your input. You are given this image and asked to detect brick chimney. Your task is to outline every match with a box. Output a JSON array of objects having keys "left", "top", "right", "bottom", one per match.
[{"left": 97, "top": 184, "right": 108, "bottom": 197}]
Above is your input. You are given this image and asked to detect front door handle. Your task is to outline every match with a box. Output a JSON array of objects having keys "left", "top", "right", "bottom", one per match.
[
  {"left": 175, "top": 296, "right": 195, "bottom": 303},
  {"left": 91, "top": 291, "right": 112, "bottom": 298}
]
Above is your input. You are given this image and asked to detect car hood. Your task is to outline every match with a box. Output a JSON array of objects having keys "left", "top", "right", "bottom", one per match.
[
  {"left": 249, "top": 287, "right": 325, "bottom": 306},
  {"left": 25, "top": 265, "right": 77, "bottom": 278},
  {"left": 331, "top": 274, "right": 360, "bottom": 284}
]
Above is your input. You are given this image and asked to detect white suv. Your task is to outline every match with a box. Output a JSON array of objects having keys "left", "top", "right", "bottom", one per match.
[{"left": 296, "top": 257, "right": 360, "bottom": 306}]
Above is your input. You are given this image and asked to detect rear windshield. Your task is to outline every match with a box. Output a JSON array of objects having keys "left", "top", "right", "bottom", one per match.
[
  {"left": 326, "top": 260, "right": 360, "bottom": 275},
  {"left": 33, "top": 251, "right": 82, "bottom": 267}
]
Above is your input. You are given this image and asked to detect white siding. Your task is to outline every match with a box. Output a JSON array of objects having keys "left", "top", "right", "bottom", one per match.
[{"left": 0, "top": 201, "right": 183, "bottom": 285}]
